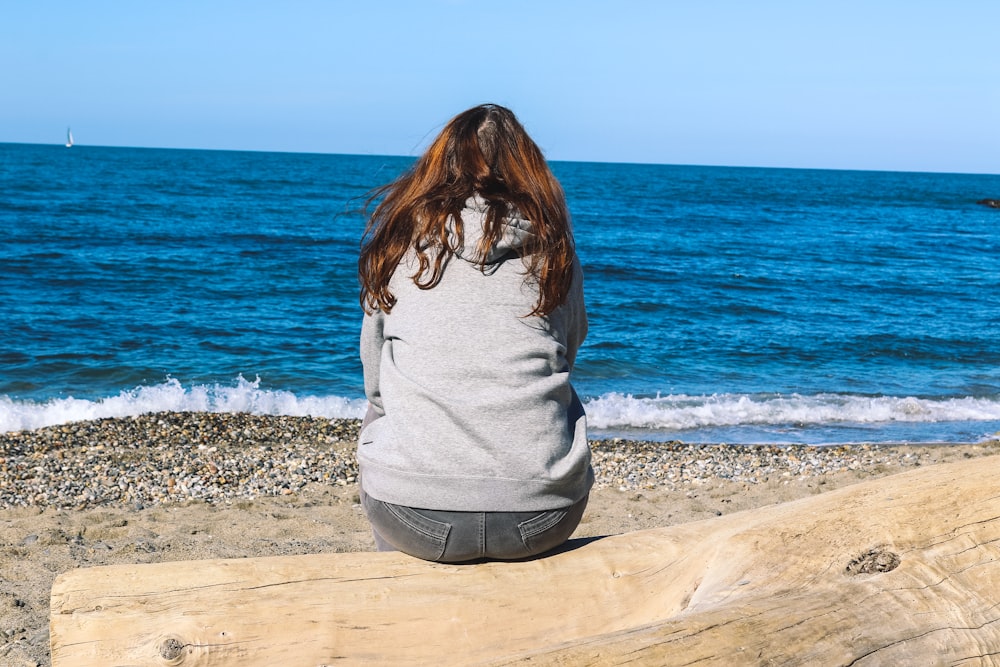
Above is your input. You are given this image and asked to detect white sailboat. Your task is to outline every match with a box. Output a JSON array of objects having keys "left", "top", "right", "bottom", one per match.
[{"left": 65, "top": 127, "right": 74, "bottom": 148}]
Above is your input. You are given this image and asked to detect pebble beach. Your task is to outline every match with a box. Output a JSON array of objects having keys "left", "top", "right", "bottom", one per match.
[
  {"left": 3, "top": 412, "right": 1000, "bottom": 666},
  {"left": 6, "top": 412, "right": 996, "bottom": 510}
]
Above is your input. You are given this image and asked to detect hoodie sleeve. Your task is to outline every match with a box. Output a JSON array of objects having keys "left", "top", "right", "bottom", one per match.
[
  {"left": 360, "top": 309, "right": 387, "bottom": 419},
  {"left": 564, "top": 255, "right": 588, "bottom": 369}
]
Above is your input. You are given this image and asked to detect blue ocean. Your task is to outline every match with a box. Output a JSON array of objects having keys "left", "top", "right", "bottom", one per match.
[{"left": 3, "top": 143, "right": 1000, "bottom": 445}]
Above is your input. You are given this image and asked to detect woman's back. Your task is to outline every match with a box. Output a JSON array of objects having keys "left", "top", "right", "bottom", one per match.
[
  {"left": 359, "top": 195, "right": 590, "bottom": 512},
  {"left": 356, "top": 104, "right": 592, "bottom": 562}
]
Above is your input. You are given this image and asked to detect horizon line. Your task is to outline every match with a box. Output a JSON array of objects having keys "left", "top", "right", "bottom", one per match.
[{"left": 1, "top": 139, "right": 997, "bottom": 177}]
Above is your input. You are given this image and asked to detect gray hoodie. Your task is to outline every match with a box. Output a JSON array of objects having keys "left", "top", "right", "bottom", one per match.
[{"left": 358, "top": 195, "right": 592, "bottom": 511}]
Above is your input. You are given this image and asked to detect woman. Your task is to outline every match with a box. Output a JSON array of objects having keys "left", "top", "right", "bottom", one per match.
[{"left": 357, "top": 104, "right": 591, "bottom": 563}]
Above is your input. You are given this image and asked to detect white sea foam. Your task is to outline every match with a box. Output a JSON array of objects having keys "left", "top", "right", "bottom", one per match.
[
  {"left": 0, "top": 376, "right": 368, "bottom": 434},
  {"left": 583, "top": 392, "right": 1000, "bottom": 431},
  {"left": 4, "top": 383, "right": 1000, "bottom": 442}
]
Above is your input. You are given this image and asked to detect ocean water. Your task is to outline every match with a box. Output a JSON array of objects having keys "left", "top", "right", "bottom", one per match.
[{"left": 3, "top": 143, "right": 1000, "bottom": 444}]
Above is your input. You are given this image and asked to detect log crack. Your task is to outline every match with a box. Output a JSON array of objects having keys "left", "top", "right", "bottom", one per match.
[
  {"left": 245, "top": 572, "right": 421, "bottom": 590},
  {"left": 845, "top": 615, "right": 1000, "bottom": 666}
]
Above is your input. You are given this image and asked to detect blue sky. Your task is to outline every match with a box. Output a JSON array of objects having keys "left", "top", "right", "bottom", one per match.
[{"left": 3, "top": 1, "right": 998, "bottom": 173}]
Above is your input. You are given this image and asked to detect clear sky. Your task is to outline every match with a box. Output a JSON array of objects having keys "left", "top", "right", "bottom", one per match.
[{"left": 3, "top": 1, "right": 998, "bottom": 173}]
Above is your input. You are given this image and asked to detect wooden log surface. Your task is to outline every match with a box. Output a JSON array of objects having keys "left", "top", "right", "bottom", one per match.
[{"left": 50, "top": 456, "right": 1000, "bottom": 666}]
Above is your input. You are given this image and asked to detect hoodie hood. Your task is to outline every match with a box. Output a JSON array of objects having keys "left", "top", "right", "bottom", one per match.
[{"left": 451, "top": 195, "right": 534, "bottom": 265}]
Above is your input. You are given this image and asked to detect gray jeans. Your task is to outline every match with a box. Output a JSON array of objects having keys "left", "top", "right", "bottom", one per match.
[{"left": 360, "top": 487, "right": 589, "bottom": 564}]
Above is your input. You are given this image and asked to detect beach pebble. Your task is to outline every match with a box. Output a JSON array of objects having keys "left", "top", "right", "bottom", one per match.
[{"left": 0, "top": 413, "right": 360, "bottom": 509}]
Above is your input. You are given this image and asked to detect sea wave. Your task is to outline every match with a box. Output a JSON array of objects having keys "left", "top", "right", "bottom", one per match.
[
  {"left": 0, "top": 376, "right": 368, "bottom": 434},
  {"left": 583, "top": 392, "right": 1000, "bottom": 430},
  {"left": 4, "top": 382, "right": 1000, "bottom": 443}
]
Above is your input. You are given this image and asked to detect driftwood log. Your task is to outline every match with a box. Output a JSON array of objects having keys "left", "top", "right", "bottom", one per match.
[{"left": 51, "top": 456, "right": 1000, "bottom": 666}]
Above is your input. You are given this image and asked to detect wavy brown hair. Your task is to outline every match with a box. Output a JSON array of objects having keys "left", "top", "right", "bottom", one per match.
[{"left": 359, "top": 104, "right": 574, "bottom": 316}]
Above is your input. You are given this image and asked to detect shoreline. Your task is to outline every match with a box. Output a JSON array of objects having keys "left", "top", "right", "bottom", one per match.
[{"left": 3, "top": 412, "right": 999, "bottom": 665}]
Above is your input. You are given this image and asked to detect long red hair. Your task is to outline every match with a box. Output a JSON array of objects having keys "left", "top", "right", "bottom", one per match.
[{"left": 359, "top": 104, "right": 574, "bottom": 316}]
